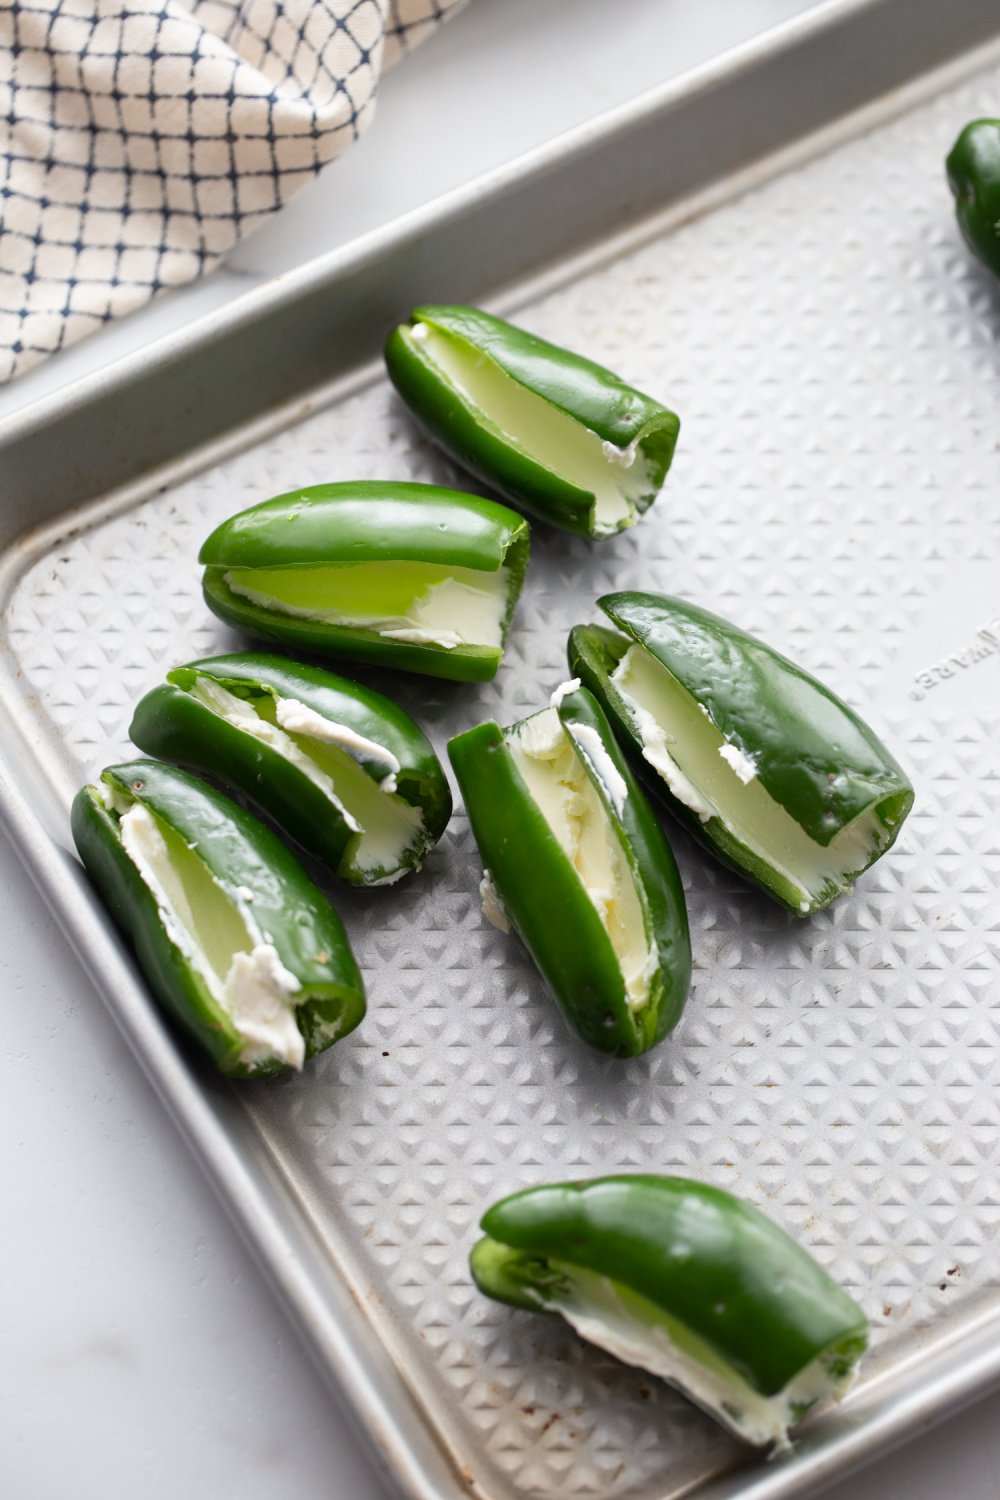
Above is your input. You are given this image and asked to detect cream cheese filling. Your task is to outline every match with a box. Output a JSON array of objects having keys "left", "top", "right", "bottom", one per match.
[
  {"left": 539, "top": 1264, "right": 857, "bottom": 1451},
  {"left": 273, "top": 697, "right": 400, "bottom": 794},
  {"left": 222, "top": 559, "right": 510, "bottom": 652},
  {"left": 479, "top": 869, "right": 511, "bottom": 933},
  {"left": 411, "top": 322, "right": 652, "bottom": 535},
  {"left": 564, "top": 721, "right": 629, "bottom": 819},
  {"left": 611, "top": 645, "right": 889, "bottom": 909},
  {"left": 188, "top": 678, "right": 422, "bottom": 877},
  {"left": 191, "top": 678, "right": 359, "bottom": 829},
  {"left": 508, "top": 707, "right": 656, "bottom": 1008},
  {"left": 118, "top": 801, "right": 304, "bottom": 1068}
]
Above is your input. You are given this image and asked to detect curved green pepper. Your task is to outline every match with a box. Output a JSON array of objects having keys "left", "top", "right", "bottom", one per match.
[
  {"left": 946, "top": 120, "right": 1000, "bottom": 277},
  {"left": 447, "top": 683, "right": 690, "bottom": 1057},
  {"left": 129, "top": 653, "right": 452, "bottom": 886},
  {"left": 471, "top": 1175, "right": 868, "bottom": 1450},
  {"left": 569, "top": 594, "right": 913, "bottom": 915},
  {"left": 71, "top": 760, "right": 365, "bottom": 1077},
  {"left": 384, "top": 305, "right": 679, "bottom": 539},
  {"left": 199, "top": 482, "right": 530, "bottom": 682}
]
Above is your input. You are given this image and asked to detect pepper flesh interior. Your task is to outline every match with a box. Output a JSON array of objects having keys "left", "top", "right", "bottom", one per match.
[
  {"left": 507, "top": 707, "right": 656, "bottom": 1007},
  {"left": 481, "top": 1245, "right": 859, "bottom": 1450},
  {"left": 111, "top": 791, "right": 305, "bottom": 1068},
  {"left": 612, "top": 645, "right": 903, "bottom": 912},
  {"left": 409, "top": 322, "right": 652, "bottom": 535},
  {"left": 189, "top": 678, "right": 423, "bottom": 880},
  {"left": 222, "top": 559, "right": 511, "bottom": 652}
]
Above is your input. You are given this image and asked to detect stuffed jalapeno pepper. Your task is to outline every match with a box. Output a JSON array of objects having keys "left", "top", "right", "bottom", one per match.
[
  {"left": 471, "top": 1175, "right": 868, "bottom": 1450},
  {"left": 199, "top": 482, "right": 530, "bottom": 682},
  {"left": 946, "top": 119, "right": 1000, "bottom": 278},
  {"left": 385, "top": 305, "right": 680, "bottom": 539},
  {"left": 72, "top": 761, "right": 365, "bottom": 1076},
  {"left": 130, "top": 653, "right": 452, "bottom": 886},
  {"left": 448, "top": 682, "right": 690, "bottom": 1057},
  {"left": 569, "top": 594, "right": 913, "bottom": 915}
]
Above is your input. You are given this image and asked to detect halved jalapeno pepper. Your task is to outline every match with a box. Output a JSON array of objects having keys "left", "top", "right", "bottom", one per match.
[
  {"left": 199, "top": 482, "right": 530, "bottom": 682},
  {"left": 471, "top": 1175, "right": 868, "bottom": 1450},
  {"left": 448, "top": 682, "right": 690, "bottom": 1057},
  {"left": 385, "top": 305, "right": 679, "bottom": 539},
  {"left": 72, "top": 760, "right": 365, "bottom": 1077},
  {"left": 946, "top": 119, "right": 1000, "bottom": 278},
  {"left": 569, "top": 593, "right": 913, "bottom": 914},
  {"left": 129, "top": 653, "right": 452, "bottom": 886}
]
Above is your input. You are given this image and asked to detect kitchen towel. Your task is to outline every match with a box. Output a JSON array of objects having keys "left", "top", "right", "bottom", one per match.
[{"left": 0, "top": 0, "right": 464, "bottom": 382}]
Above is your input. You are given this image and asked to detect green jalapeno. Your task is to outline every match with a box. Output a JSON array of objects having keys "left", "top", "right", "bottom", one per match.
[
  {"left": 471, "top": 1175, "right": 868, "bottom": 1450},
  {"left": 384, "top": 305, "right": 680, "bottom": 539},
  {"left": 199, "top": 482, "right": 530, "bottom": 682},
  {"left": 447, "top": 682, "right": 690, "bottom": 1057},
  {"left": 569, "top": 594, "right": 913, "bottom": 915},
  {"left": 129, "top": 653, "right": 452, "bottom": 886},
  {"left": 71, "top": 761, "right": 365, "bottom": 1077},
  {"left": 946, "top": 119, "right": 1000, "bottom": 278}
]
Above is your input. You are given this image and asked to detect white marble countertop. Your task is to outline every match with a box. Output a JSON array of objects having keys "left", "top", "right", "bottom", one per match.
[{"left": 5, "top": 3, "right": 1000, "bottom": 1496}]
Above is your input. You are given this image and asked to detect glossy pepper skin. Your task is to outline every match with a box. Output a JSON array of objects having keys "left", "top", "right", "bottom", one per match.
[
  {"left": 129, "top": 653, "right": 452, "bottom": 886},
  {"left": 384, "top": 305, "right": 680, "bottom": 539},
  {"left": 471, "top": 1175, "right": 868, "bottom": 1448},
  {"left": 569, "top": 594, "right": 913, "bottom": 914},
  {"left": 448, "top": 684, "right": 690, "bottom": 1057},
  {"left": 199, "top": 481, "right": 530, "bottom": 682},
  {"left": 946, "top": 120, "right": 1000, "bottom": 277},
  {"left": 71, "top": 761, "right": 365, "bottom": 1077}
]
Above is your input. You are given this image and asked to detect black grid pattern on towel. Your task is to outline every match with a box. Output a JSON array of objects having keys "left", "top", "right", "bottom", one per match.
[{"left": 0, "top": 0, "right": 461, "bottom": 381}]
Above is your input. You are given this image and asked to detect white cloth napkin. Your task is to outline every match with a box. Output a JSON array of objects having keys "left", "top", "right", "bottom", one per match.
[{"left": 0, "top": 0, "right": 464, "bottom": 383}]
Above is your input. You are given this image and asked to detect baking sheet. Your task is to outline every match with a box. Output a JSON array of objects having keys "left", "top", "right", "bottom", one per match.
[{"left": 1, "top": 10, "right": 999, "bottom": 1499}]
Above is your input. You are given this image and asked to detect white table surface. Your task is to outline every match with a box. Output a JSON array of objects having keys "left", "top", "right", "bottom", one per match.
[{"left": 4, "top": 3, "right": 1000, "bottom": 1497}]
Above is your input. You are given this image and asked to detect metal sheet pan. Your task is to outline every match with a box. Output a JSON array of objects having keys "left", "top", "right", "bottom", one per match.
[{"left": 2, "top": 2, "right": 999, "bottom": 1496}]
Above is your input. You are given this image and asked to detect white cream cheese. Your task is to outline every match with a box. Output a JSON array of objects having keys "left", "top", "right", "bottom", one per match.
[
  {"left": 379, "top": 626, "right": 463, "bottom": 650},
  {"left": 508, "top": 708, "right": 656, "bottom": 1009},
  {"left": 600, "top": 437, "right": 639, "bottom": 469},
  {"left": 221, "top": 944, "right": 304, "bottom": 1069},
  {"left": 119, "top": 803, "right": 199, "bottom": 963},
  {"left": 410, "top": 322, "right": 652, "bottom": 535},
  {"left": 118, "top": 802, "right": 305, "bottom": 1069},
  {"left": 274, "top": 697, "right": 400, "bottom": 793},
  {"left": 397, "top": 575, "right": 508, "bottom": 651},
  {"left": 190, "top": 678, "right": 360, "bottom": 833},
  {"left": 515, "top": 706, "right": 564, "bottom": 759},
  {"left": 97, "top": 778, "right": 133, "bottom": 815},
  {"left": 479, "top": 869, "right": 511, "bottom": 933},
  {"left": 541, "top": 1265, "right": 855, "bottom": 1451},
  {"left": 611, "top": 644, "right": 890, "bottom": 908},
  {"left": 565, "top": 721, "right": 628, "bottom": 819},
  {"left": 622, "top": 692, "right": 715, "bottom": 823},
  {"left": 549, "top": 677, "right": 581, "bottom": 708},
  {"left": 718, "top": 742, "right": 758, "bottom": 784},
  {"left": 188, "top": 678, "right": 423, "bottom": 877},
  {"left": 223, "top": 561, "right": 510, "bottom": 653}
]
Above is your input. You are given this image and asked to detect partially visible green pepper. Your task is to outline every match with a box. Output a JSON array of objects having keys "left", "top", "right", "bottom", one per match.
[
  {"left": 471, "top": 1175, "right": 868, "bottom": 1450},
  {"left": 72, "top": 760, "right": 365, "bottom": 1077},
  {"left": 448, "top": 682, "right": 690, "bottom": 1057},
  {"left": 199, "top": 482, "right": 530, "bottom": 682},
  {"left": 129, "top": 653, "right": 452, "bottom": 886},
  {"left": 385, "top": 305, "right": 680, "bottom": 539},
  {"left": 569, "top": 593, "right": 913, "bottom": 914},
  {"left": 946, "top": 120, "right": 1000, "bottom": 277}
]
